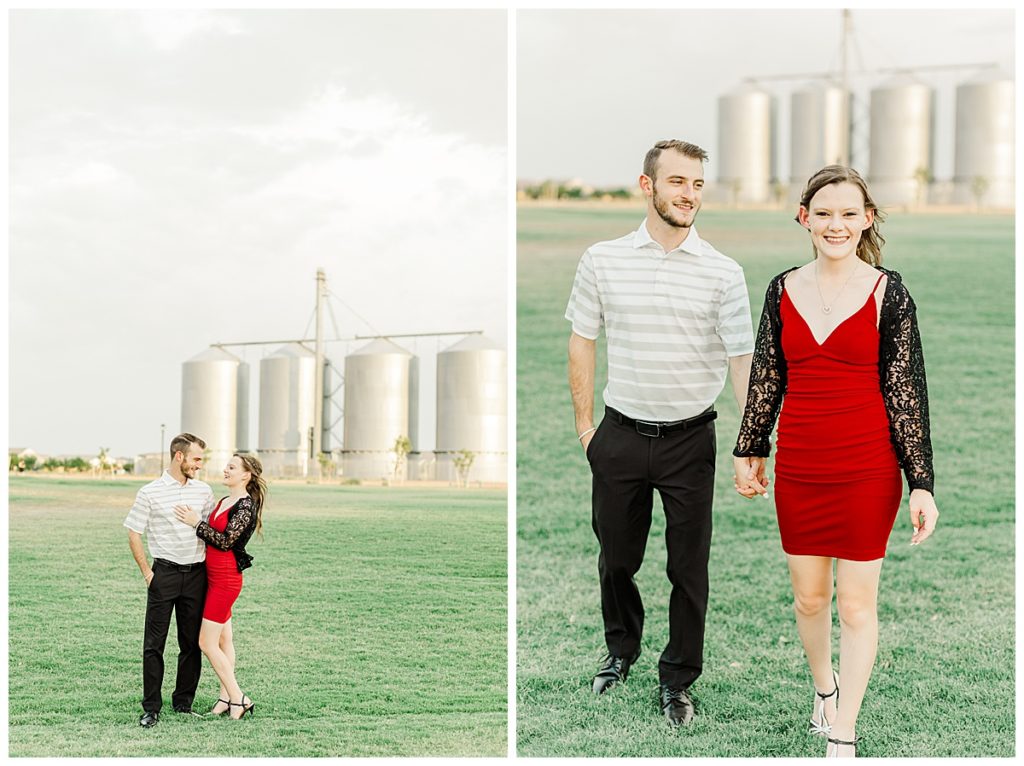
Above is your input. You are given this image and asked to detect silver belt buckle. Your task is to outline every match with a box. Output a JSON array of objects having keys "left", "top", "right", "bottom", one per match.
[{"left": 635, "top": 420, "right": 662, "bottom": 438}]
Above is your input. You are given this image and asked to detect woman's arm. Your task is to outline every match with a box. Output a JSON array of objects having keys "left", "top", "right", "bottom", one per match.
[
  {"left": 879, "top": 277, "right": 934, "bottom": 494},
  {"left": 734, "top": 275, "right": 788, "bottom": 459},
  {"left": 195, "top": 498, "right": 255, "bottom": 551}
]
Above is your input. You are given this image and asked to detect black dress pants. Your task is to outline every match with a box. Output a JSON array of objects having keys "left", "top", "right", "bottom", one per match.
[
  {"left": 142, "top": 558, "right": 207, "bottom": 713},
  {"left": 588, "top": 408, "right": 716, "bottom": 690}
]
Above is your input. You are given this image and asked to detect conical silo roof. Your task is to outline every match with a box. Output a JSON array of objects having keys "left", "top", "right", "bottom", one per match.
[{"left": 349, "top": 338, "right": 413, "bottom": 356}]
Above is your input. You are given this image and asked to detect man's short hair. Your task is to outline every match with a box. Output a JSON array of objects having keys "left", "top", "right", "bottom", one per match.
[
  {"left": 643, "top": 140, "right": 709, "bottom": 181},
  {"left": 170, "top": 432, "right": 206, "bottom": 459}
]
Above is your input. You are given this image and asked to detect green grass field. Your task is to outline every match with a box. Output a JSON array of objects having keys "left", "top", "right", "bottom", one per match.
[
  {"left": 8, "top": 476, "right": 506, "bottom": 757},
  {"left": 516, "top": 204, "right": 1014, "bottom": 757}
]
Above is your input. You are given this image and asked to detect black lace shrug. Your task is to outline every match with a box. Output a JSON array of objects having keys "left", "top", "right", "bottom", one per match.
[
  {"left": 733, "top": 267, "right": 934, "bottom": 494},
  {"left": 195, "top": 495, "right": 257, "bottom": 571}
]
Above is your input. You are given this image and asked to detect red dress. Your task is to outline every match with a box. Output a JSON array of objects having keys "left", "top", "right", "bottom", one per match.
[
  {"left": 203, "top": 499, "right": 244, "bottom": 623},
  {"left": 773, "top": 275, "right": 903, "bottom": 561}
]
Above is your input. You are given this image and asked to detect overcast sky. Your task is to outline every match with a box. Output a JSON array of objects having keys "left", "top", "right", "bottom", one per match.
[
  {"left": 10, "top": 9, "right": 507, "bottom": 456},
  {"left": 518, "top": 8, "right": 1015, "bottom": 187}
]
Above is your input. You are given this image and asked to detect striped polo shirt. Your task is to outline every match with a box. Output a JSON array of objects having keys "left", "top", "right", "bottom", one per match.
[
  {"left": 123, "top": 472, "right": 215, "bottom": 564},
  {"left": 565, "top": 219, "right": 755, "bottom": 422}
]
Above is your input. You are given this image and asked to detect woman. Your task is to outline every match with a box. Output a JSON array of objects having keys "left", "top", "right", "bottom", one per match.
[
  {"left": 174, "top": 452, "right": 265, "bottom": 720},
  {"left": 732, "top": 165, "right": 939, "bottom": 757}
]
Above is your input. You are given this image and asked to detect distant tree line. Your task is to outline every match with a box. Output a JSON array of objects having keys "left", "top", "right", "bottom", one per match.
[
  {"left": 9, "top": 454, "right": 133, "bottom": 474},
  {"left": 520, "top": 180, "right": 635, "bottom": 201}
]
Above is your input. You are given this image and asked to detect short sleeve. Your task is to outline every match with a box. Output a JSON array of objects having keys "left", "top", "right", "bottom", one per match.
[
  {"left": 717, "top": 267, "right": 755, "bottom": 357},
  {"left": 123, "top": 489, "right": 151, "bottom": 534},
  {"left": 564, "top": 249, "right": 602, "bottom": 340}
]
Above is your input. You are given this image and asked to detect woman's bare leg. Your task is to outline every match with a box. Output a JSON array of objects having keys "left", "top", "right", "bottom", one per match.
[
  {"left": 786, "top": 555, "right": 838, "bottom": 728},
  {"left": 198, "top": 618, "right": 243, "bottom": 711},
  {"left": 829, "top": 557, "right": 884, "bottom": 757},
  {"left": 209, "top": 619, "right": 235, "bottom": 714}
]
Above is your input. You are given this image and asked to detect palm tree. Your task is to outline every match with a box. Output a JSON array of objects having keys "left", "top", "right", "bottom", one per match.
[
  {"left": 391, "top": 435, "right": 411, "bottom": 483},
  {"left": 971, "top": 176, "right": 990, "bottom": 211},
  {"left": 913, "top": 166, "right": 932, "bottom": 209}
]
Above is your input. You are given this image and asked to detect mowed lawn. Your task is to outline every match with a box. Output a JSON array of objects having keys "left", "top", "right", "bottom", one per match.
[
  {"left": 517, "top": 204, "right": 1014, "bottom": 757},
  {"left": 8, "top": 477, "right": 507, "bottom": 757}
]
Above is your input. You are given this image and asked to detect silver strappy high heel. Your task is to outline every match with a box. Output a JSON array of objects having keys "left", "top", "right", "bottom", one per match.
[
  {"left": 826, "top": 734, "right": 860, "bottom": 757},
  {"left": 809, "top": 671, "right": 839, "bottom": 736}
]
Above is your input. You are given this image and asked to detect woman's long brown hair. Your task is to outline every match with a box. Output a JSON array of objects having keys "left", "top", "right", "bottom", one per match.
[{"left": 235, "top": 452, "right": 266, "bottom": 538}]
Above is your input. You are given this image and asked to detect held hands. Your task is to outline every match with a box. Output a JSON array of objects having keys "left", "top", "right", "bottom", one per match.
[
  {"left": 174, "top": 504, "right": 200, "bottom": 528},
  {"left": 733, "top": 456, "right": 770, "bottom": 499},
  {"left": 909, "top": 489, "right": 939, "bottom": 545}
]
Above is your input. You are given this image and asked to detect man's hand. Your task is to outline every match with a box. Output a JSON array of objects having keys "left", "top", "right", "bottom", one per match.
[
  {"left": 579, "top": 427, "right": 597, "bottom": 454},
  {"left": 144, "top": 569, "right": 154, "bottom": 587}
]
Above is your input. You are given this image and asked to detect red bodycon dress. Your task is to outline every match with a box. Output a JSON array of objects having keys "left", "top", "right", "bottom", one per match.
[
  {"left": 203, "top": 499, "right": 244, "bottom": 623},
  {"left": 772, "top": 276, "right": 903, "bottom": 561}
]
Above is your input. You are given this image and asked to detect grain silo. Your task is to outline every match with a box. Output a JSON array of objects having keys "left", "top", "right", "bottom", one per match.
[
  {"left": 435, "top": 335, "right": 507, "bottom": 485},
  {"left": 717, "top": 84, "right": 775, "bottom": 204},
  {"left": 258, "top": 343, "right": 316, "bottom": 478},
  {"left": 790, "top": 81, "right": 850, "bottom": 199},
  {"left": 952, "top": 73, "right": 1014, "bottom": 208},
  {"left": 341, "top": 338, "right": 418, "bottom": 480},
  {"left": 235, "top": 361, "right": 249, "bottom": 452},
  {"left": 181, "top": 347, "right": 245, "bottom": 478},
  {"left": 868, "top": 76, "right": 934, "bottom": 206}
]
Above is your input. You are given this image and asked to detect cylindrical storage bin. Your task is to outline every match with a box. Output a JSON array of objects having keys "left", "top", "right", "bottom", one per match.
[
  {"left": 258, "top": 344, "right": 316, "bottom": 478},
  {"left": 181, "top": 347, "right": 241, "bottom": 479}
]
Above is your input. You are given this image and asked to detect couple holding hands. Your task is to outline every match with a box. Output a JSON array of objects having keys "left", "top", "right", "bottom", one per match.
[{"left": 567, "top": 139, "right": 937, "bottom": 757}]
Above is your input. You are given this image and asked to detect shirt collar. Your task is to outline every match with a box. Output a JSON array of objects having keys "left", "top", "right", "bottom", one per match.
[
  {"left": 161, "top": 470, "right": 189, "bottom": 487},
  {"left": 632, "top": 218, "right": 704, "bottom": 257}
]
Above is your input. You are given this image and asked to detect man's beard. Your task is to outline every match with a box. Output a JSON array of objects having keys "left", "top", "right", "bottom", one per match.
[{"left": 653, "top": 189, "right": 698, "bottom": 229}]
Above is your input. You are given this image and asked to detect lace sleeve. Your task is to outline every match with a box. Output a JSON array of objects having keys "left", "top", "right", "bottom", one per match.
[
  {"left": 733, "top": 273, "right": 789, "bottom": 457},
  {"left": 196, "top": 497, "right": 255, "bottom": 551},
  {"left": 879, "top": 274, "right": 934, "bottom": 493}
]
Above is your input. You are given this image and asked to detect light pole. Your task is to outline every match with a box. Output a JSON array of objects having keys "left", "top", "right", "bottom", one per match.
[{"left": 160, "top": 423, "right": 166, "bottom": 474}]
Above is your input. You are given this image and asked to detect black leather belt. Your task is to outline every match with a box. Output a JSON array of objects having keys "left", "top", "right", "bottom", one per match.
[
  {"left": 606, "top": 405, "right": 717, "bottom": 438},
  {"left": 154, "top": 558, "right": 205, "bottom": 572}
]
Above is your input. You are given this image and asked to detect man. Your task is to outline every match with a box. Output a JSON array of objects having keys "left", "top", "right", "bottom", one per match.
[
  {"left": 565, "top": 139, "right": 754, "bottom": 727},
  {"left": 125, "top": 433, "right": 214, "bottom": 727}
]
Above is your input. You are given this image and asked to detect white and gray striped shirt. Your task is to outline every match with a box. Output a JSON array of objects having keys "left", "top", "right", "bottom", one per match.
[
  {"left": 123, "top": 472, "right": 215, "bottom": 564},
  {"left": 566, "top": 219, "right": 755, "bottom": 421}
]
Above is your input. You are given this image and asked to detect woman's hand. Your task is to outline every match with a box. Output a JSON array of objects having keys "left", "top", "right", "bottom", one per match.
[
  {"left": 733, "top": 456, "right": 769, "bottom": 498},
  {"left": 174, "top": 504, "right": 200, "bottom": 528},
  {"left": 909, "top": 489, "right": 938, "bottom": 545}
]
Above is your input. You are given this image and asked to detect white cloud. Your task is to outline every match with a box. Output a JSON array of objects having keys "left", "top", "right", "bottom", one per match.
[{"left": 136, "top": 11, "right": 246, "bottom": 52}]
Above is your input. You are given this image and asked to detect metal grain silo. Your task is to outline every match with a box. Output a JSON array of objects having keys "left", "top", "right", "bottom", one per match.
[
  {"left": 790, "top": 81, "right": 850, "bottom": 198},
  {"left": 342, "top": 338, "right": 418, "bottom": 480},
  {"left": 435, "top": 335, "right": 507, "bottom": 485},
  {"left": 235, "top": 361, "right": 250, "bottom": 452},
  {"left": 717, "top": 84, "right": 775, "bottom": 204},
  {"left": 953, "top": 73, "right": 1014, "bottom": 208},
  {"left": 181, "top": 347, "right": 242, "bottom": 478},
  {"left": 868, "top": 76, "right": 934, "bottom": 206},
  {"left": 258, "top": 343, "right": 316, "bottom": 477}
]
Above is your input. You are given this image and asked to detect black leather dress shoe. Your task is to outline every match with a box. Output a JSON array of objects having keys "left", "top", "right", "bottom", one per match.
[
  {"left": 659, "top": 683, "right": 695, "bottom": 727},
  {"left": 173, "top": 705, "right": 192, "bottom": 714},
  {"left": 139, "top": 711, "right": 159, "bottom": 728},
  {"left": 592, "top": 650, "right": 640, "bottom": 695}
]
